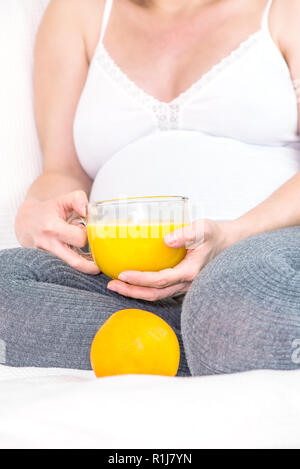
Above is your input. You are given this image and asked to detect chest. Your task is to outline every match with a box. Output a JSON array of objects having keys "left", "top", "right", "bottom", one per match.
[
  {"left": 74, "top": 32, "right": 299, "bottom": 183},
  {"left": 85, "top": 1, "right": 264, "bottom": 103}
]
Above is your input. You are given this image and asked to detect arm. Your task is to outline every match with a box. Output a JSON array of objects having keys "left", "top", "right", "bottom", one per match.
[
  {"left": 15, "top": 0, "right": 99, "bottom": 274},
  {"left": 31, "top": 0, "right": 93, "bottom": 200},
  {"left": 224, "top": 173, "right": 300, "bottom": 248}
]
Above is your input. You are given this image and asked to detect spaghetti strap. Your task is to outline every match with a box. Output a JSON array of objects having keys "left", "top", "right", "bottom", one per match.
[
  {"left": 261, "top": 0, "right": 273, "bottom": 29},
  {"left": 99, "top": 0, "right": 114, "bottom": 44}
]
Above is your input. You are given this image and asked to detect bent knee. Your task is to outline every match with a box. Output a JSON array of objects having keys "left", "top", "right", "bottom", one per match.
[
  {"left": 181, "top": 227, "right": 300, "bottom": 376},
  {"left": 186, "top": 225, "right": 300, "bottom": 309},
  {"left": 0, "top": 248, "right": 61, "bottom": 281},
  {"left": 0, "top": 248, "right": 30, "bottom": 276}
]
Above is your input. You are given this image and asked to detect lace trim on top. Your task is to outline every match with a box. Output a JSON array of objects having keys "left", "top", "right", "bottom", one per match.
[{"left": 96, "top": 29, "right": 264, "bottom": 131}]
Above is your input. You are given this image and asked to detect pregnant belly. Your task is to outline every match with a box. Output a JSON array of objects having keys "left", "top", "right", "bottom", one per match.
[{"left": 90, "top": 130, "right": 300, "bottom": 221}]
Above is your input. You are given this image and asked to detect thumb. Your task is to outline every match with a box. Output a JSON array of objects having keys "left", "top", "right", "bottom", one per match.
[
  {"left": 59, "top": 190, "right": 89, "bottom": 219},
  {"left": 164, "top": 221, "right": 204, "bottom": 249}
]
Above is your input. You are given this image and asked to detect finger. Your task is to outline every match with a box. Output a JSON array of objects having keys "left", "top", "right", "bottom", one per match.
[
  {"left": 107, "top": 279, "right": 189, "bottom": 301},
  {"left": 56, "top": 220, "right": 87, "bottom": 247},
  {"left": 42, "top": 218, "right": 87, "bottom": 248},
  {"left": 48, "top": 239, "right": 100, "bottom": 275},
  {"left": 164, "top": 220, "right": 204, "bottom": 249},
  {"left": 58, "top": 190, "right": 89, "bottom": 219},
  {"left": 118, "top": 267, "right": 185, "bottom": 288},
  {"left": 118, "top": 252, "right": 201, "bottom": 287}
]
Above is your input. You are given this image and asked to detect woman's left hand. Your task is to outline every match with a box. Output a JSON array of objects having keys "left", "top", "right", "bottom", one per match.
[{"left": 107, "top": 219, "right": 235, "bottom": 301}]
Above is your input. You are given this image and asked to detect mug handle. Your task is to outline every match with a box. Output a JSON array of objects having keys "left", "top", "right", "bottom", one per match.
[{"left": 67, "top": 211, "right": 94, "bottom": 261}]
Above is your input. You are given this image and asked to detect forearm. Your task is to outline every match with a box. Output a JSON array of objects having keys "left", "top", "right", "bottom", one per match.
[
  {"left": 26, "top": 170, "right": 92, "bottom": 203},
  {"left": 222, "top": 171, "right": 300, "bottom": 248}
]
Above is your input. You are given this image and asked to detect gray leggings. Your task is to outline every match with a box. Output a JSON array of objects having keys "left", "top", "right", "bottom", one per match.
[{"left": 1, "top": 227, "right": 300, "bottom": 376}]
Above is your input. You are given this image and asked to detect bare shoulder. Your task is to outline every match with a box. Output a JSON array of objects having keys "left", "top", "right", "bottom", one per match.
[
  {"left": 271, "top": 0, "right": 300, "bottom": 49},
  {"left": 45, "top": 0, "right": 105, "bottom": 23},
  {"left": 40, "top": 0, "right": 105, "bottom": 61},
  {"left": 34, "top": 0, "right": 106, "bottom": 167},
  {"left": 267, "top": 0, "right": 300, "bottom": 75}
]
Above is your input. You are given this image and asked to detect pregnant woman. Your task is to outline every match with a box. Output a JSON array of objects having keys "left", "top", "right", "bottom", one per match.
[{"left": 1, "top": 0, "right": 300, "bottom": 375}]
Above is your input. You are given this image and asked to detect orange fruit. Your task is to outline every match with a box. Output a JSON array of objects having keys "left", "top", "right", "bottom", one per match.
[{"left": 90, "top": 309, "right": 180, "bottom": 377}]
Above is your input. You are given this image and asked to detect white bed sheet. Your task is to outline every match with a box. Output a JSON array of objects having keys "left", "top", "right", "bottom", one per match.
[{"left": 0, "top": 365, "right": 300, "bottom": 449}]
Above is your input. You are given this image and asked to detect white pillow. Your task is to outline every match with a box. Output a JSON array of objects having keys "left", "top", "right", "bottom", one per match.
[{"left": 0, "top": 0, "right": 49, "bottom": 250}]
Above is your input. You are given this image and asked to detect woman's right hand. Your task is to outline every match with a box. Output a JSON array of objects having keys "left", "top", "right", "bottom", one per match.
[{"left": 15, "top": 190, "right": 100, "bottom": 275}]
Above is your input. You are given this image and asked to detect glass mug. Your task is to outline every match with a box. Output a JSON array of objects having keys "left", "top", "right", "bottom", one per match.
[{"left": 69, "top": 196, "right": 190, "bottom": 279}]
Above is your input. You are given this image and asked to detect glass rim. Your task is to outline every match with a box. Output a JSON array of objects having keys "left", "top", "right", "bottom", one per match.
[{"left": 89, "top": 195, "right": 189, "bottom": 206}]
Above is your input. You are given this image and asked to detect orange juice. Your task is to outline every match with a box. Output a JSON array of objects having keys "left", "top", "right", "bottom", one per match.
[{"left": 87, "top": 223, "right": 187, "bottom": 279}]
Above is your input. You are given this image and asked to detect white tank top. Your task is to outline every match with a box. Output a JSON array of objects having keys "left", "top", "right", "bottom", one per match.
[{"left": 74, "top": 0, "right": 300, "bottom": 220}]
